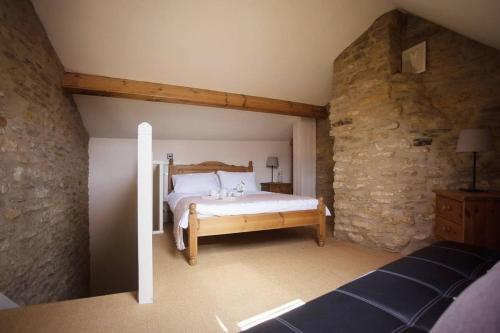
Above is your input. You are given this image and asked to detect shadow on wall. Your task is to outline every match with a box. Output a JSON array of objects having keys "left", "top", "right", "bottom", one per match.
[
  {"left": 90, "top": 168, "right": 138, "bottom": 296},
  {"left": 316, "top": 115, "right": 335, "bottom": 229}
]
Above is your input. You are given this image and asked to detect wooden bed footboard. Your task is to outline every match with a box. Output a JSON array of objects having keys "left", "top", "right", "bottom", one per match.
[{"left": 187, "top": 197, "right": 326, "bottom": 266}]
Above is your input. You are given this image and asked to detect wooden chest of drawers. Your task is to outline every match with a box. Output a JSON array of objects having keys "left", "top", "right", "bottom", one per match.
[
  {"left": 434, "top": 190, "right": 500, "bottom": 250},
  {"left": 260, "top": 182, "right": 293, "bottom": 194}
]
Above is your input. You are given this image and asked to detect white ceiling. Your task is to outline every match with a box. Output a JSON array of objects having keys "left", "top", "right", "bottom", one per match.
[{"left": 31, "top": 0, "right": 500, "bottom": 140}]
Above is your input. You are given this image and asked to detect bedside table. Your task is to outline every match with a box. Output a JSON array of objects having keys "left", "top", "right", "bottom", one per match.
[
  {"left": 433, "top": 190, "right": 500, "bottom": 250},
  {"left": 260, "top": 182, "right": 293, "bottom": 194}
]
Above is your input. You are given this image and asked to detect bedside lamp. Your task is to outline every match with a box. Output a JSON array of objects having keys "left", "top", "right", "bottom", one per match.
[
  {"left": 456, "top": 128, "right": 494, "bottom": 192},
  {"left": 266, "top": 156, "right": 279, "bottom": 183}
]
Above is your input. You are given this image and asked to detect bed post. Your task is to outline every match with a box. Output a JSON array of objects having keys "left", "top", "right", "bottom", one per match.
[
  {"left": 317, "top": 197, "right": 326, "bottom": 247},
  {"left": 188, "top": 203, "right": 198, "bottom": 266}
]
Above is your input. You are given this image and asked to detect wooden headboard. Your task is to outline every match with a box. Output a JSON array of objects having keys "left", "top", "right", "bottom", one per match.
[{"left": 167, "top": 160, "right": 253, "bottom": 194}]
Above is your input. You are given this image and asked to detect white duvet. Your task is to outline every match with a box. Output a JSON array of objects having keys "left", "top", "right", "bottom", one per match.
[{"left": 166, "top": 191, "right": 331, "bottom": 250}]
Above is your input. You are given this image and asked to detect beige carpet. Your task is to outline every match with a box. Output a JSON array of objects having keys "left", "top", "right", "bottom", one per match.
[{"left": 0, "top": 226, "right": 400, "bottom": 333}]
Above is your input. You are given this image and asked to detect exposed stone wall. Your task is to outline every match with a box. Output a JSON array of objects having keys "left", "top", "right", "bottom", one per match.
[
  {"left": 0, "top": 0, "right": 89, "bottom": 304},
  {"left": 330, "top": 10, "right": 500, "bottom": 252},
  {"left": 316, "top": 115, "right": 334, "bottom": 226}
]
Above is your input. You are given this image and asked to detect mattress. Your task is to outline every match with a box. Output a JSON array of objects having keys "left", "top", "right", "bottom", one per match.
[{"left": 166, "top": 191, "right": 331, "bottom": 250}]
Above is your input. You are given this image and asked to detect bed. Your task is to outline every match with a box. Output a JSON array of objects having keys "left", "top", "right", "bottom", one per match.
[{"left": 166, "top": 160, "right": 328, "bottom": 265}]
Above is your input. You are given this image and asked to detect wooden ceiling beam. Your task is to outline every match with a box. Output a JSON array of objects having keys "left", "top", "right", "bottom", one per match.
[{"left": 62, "top": 72, "right": 328, "bottom": 118}]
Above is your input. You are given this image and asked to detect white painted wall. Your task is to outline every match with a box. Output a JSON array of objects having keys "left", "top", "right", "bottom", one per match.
[
  {"left": 293, "top": 118, "right": 316, "bottom": 196},
  {"left": 89, "top": 137, "right": 292, "bottom": 295},
  {"left": 153, "top": 140, "right": 292, "bottom": 184}
]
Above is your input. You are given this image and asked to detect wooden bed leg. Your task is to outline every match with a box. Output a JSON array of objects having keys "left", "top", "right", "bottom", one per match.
[
  {"left": 317, "top": 197, "right": 326, "bottom": 247},
  {"left": 188, "top": 203, "right": 198, "bottom": 265}
]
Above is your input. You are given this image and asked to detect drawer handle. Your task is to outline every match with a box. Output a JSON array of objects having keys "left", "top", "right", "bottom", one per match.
[
  {"left": 440, "top": 225, "right": 452, "bottom": 233},
  {"left": 441, "top": 204, "right": 450, "bottom": 211}
]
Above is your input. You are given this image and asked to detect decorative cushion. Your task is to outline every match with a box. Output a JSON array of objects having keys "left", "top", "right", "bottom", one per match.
[
  {"left": 430, "top": 261, "right": 500, "bottom": 333},
  {"left": 217, "top": 171, "right": 258, "bottom": 192}
]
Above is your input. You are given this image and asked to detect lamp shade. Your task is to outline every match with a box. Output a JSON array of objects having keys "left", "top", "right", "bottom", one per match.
[
  {"left": 456, "top": 128, "right": 494, "bottom": 153},
  {"left": 266, "top": 156, "right": 279, "bottom": 168}
]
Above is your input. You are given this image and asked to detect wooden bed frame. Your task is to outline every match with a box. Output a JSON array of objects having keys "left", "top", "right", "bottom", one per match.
[{"left": 167, "top": 160, "right": 326, "bottom": 265}]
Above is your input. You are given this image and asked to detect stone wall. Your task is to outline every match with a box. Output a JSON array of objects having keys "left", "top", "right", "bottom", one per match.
[
  {"left": 330, "top": 10, "right": 500, "bottom": 252},
  {"left": 0, "top": 0, "right": 89, "bottom": 304},
  {"left": 316, "top": 115, "right": 334, "bottom": 226}
]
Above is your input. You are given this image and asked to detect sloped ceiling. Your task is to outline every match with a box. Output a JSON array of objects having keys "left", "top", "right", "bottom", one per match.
[
  {"left": 74, "top": 95, "right": 297, "bottom": 140},
  {"left": 31, "top": 0, "right": 500, "bottom": 140},
  {"left": 395, "top": 0, "right": 500, "bottom": 50}
]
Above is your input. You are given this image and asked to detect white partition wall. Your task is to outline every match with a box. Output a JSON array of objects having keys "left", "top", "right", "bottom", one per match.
[
  {"left": 293, "top": 118, "right": 316, "bottom": 196},
  {"left": 137, "top": 122, "right": 153, "bottom": 304}
]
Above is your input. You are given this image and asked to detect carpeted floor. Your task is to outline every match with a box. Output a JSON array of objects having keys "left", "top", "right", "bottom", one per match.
[{"left": 0, "top": 226, "right": 400, "bottom": 333}]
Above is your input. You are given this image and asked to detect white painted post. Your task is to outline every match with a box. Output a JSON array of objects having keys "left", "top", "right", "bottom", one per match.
[{"left": 138, "top": 122, "right": 153, "bottom": 304}]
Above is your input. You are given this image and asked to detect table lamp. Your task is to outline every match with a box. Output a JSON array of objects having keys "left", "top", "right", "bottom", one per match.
[
  {"left": 456, "top": 128, "right": 494, "bottom": 192},
  {"left": 266, "top": 156, "right": 279, "bottom": 183}
]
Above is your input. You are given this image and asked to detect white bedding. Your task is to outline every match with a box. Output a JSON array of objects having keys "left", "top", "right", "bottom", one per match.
[{"left": 166, "top": 191, "right": 331, "bottom": 250}]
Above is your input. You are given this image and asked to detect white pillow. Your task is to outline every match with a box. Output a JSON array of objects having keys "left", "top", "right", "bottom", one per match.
[
  {"left": 217, "top": 171, "right": 258, "bottom": 193},
  {"left": 172, "top": 172, "right": 220, "bottom": 195}
]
